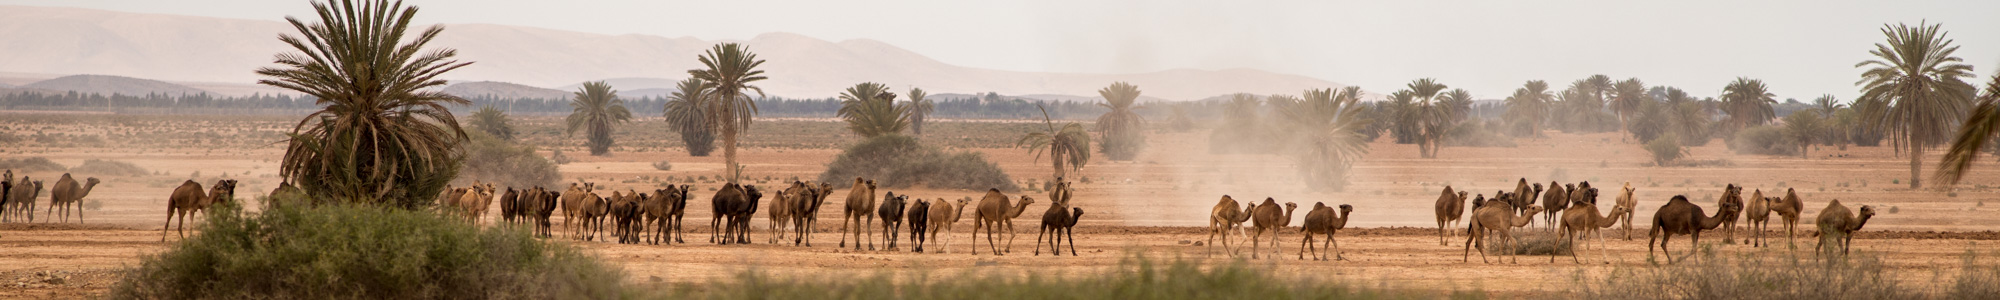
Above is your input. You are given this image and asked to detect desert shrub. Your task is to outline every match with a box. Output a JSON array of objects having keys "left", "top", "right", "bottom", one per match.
[
  {"left": 458, "top": 131, "right": 561, "bottom": 188},
  {"left": 0, "top": 157, "right": 67, "bottom": 172},
  {"left": 1495, "top": 230, "right": 1570, "bottom": 256},
  {"left": 551, "top": 148, "right": 574, "bottom": 165},
  {"left": 1574, "top": 251, "right": 1912, "bottom": 300},
  {"left": 110, "top": 198, "right": 626, "bottom": 299},
  {"left": 818, "top": 135, "right": 1018, "bottom": 191},
  {"left": 1445, "top": 120, "right": 1517, "bottom": 148},
  {"left": 70, "top": 159, "right": 149, "bottom": 176},
  {"left": 652, "top": 160, "right": 674, "bottom": 171},
  {"left": 0, "top": 131, "right": 20, "bottom": 144},
  {"left": 1646, "top": 134, "right": 1687, "bottom": 166},
  {"left": 1100, "top": 129, "right": 1146, "bottom": 161},
  {"left": 670, "top": 255, "right": 1465, "bottom": 299},
  {"left": 1730, "top": 125, "right": 1797, "bottom": 156}
]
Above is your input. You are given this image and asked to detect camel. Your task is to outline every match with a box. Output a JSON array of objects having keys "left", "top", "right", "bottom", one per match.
[
  {"left": 1770, "top": 188, "right": 1806, "bottom": 246},
  {"left": 1247, "top": 198, "right": 1298, "bottom": 259},
  {"left": 1434, "top": 186, "right": 1467, "bottom": 245},
  {"left": 1813, "top": 200, "right": 1875, "bottom": 257},
  {"left": 1615, "top": 183, "right": 1638, "bottom": 240},
  {"left": 1300, "top": 203, "right": 1354, "bottom": 261},
  {"left": 500, "top": 187, "right": 521, "bottom": 225},
  {"left": 1713, "top": 184, "right": 1745, "bottom": 244},
  {"left": 926, "top": 197, "right": 972, "bottom": 253},
  {"left": 561, "top": 182, "right": 592, "bottom": 239},
  {"left": 1206, "top": 195, "right": 1253, "bottom": 257},
  {"left": 8, "top": 178, "right": 42, "bottom": 223},
  {"left": 1512, "top": 179, "right": 1544, "bottom": 216},
  {"left": 1648, "top": 195, "right": 1742, "bottom": 263},
  {"left": 161, "top": 179, "right": 236, "bottom": 241},
  {"left": 1034, "top": 197, "right": 1084, "bottom": 256},
  {"left": 878, "top": 191, "right": 908, "bottom": 250},
  {"left": 579, "top": 191, "right": 609, "bottom": 241},
  {"left": 1, "top": 173, "right": 11, "bottom": 223},
  {"left": 767, "top": 182, "right": 796, "bottom": 244},
  {"left": 971, "top": 189, "right": 1034, "bottom": 255},
  {"left": 1463, "top": 200, "right": 1544, "bottom": 264},
  {"left": 710, "top": 183, "right": 748, "bottom": 244},
  {"left": 908, "top": 198, "right": 931, "bottom": 252},
  {"left": 521, "top": 186, "right": 555, "bottom": 238},
  {"left": 1744, "top": 189, "right": 1773, "bottom": 247},
  {"left": 1558, "top": 188, "right": 1631, "bottom": 264},
  {"left": 48, "top": 174, "right": 98, "bottom": 223},
  {"left": 1541, "top": 182, "right": 1568, "bottom": 228},
  {"left": 838, "top": 178, "right": 878, "bottom": 250},
  {"left": 456, "top": 183, "right": 494, "bottom": 222},
  {"left": 791, "top": 182, "right": 834, "bottom": 246},
  {"left": 645, "top": 185, "right": 687, "bottom": 244}
]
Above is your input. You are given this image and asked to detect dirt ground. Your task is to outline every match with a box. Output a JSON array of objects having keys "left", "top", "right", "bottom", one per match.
[{"left": 7, "top": 117, "right": 2000, "bottom": 298}]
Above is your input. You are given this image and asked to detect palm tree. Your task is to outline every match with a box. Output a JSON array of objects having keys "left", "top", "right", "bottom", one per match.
[
  {"left": 1406, "top": 78, "right": 1449, "bottom": 158},
  {"left": 1784, "top": 112, "right": 1824, "bottom": 158},
  {"left": 566, "top": 81, "right": 631, "bottom": 156},
  {"left": 664, "top": 78, "right": 716, "bottom": 156},
  {"left": 1855, "top": 22, "right": 1977, "bottom": 189},
  {"left": 260, "top": 0, "right": 470, "bottom": 207},
  {"left": 1430, "top": 88, "right": 1473, "bottom": 157},
  {"left": 1585, "top": 74, "right": 1615, "bottom": 103},
  {"left": 1278, "top": 87, "right": 1373, "bottom": 191},
  {"left": 469, "top": 105, "right": 516, "bottom": 141},
  {"left": 1505, "top": 80, "right": 1555, "bottom": 137},
  {"left": 688, "top": 43, "right": 767, "bottom": 183},
  {"left": 1814, "top": 94, "right": 1846, "bottom": 118},
  {"left": 1611, "top": 78, "right": 1650, "bottom": 140},
  {"left": 1019, "top": 105, "right": 1091, "bottom": 179},
  {"left": 1719, "top": 77, "right": 1777, "bottom": 134},
  {"left": 1938, "top": 70, "right": 2000, "bottom": 185},
  {"left": 1095, "top": 82, "right": 1146, "bottom": 161},
  {"left": 1165, "top": 103, "right": 1195, "bottom": 132},
  {"left": 1211, "top": 93, "right": 1263, "bottom": 154},
  {"left": 907, "top": 87, "right": 934, "bottom": 135},
  {"left": 836, "top": 82, "right": 908, "bottom": 138},
  {"left": 1660, "top": 87, "right": 1710, "bottom": 145}
]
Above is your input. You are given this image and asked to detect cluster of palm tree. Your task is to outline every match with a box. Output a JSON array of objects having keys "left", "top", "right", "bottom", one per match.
[
  {"left": 836, "top": 82, "right": 908, "bottom": 138},
  {"left": 469, "top": 106, "right": 516, "bottom": 141},
  {"left": 1373, "top": 79, "right": 1472, "bottom": 158},
  {"left": 1278, "top": 87, "right": 1372, "bottom": 191},
  {"left": 1094, "top": 82, "right": 1146, "bottom": 161},
  {"left": 566, "top": 81, "right": 631, "bottom": 156},
  {"left": 665, "top": 78, "right": 717, "bottom": 156}
]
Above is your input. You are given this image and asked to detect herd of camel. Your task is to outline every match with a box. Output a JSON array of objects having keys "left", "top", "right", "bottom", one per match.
[{"left": 0, "top": 169, "right": 1883, "bottom": 263}]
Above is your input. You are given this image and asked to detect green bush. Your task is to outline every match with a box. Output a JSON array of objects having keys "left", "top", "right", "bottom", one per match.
[
  {"left": 1730, "top": 125, "right": 1797, "bottom": 156},
  {"left": 1100, "top": 129, "right": 1146, "bottom": 161},
  {"left": 70, "top": 159, "right": 149, "bottom": 177},
  {"left": 111, "top": 198, "right": 626, "bottom": 299},
  {"left": 1574, "top": 251, "right": 1913, "bottom": 300},
  {"left": 1445, "top": 120, "right": 1518, "bottom": 148},
  {"left": 458, "top": 131, "right": 561, "bottom": 188},
  {"left": 0, "top": 157, "right": 67, "bottom": 172},
  {"left": 669, "top": 255, "right": 1466, "bottom": 299},
  {"left": 1646, "top": 134, "right": 1687, "bottom": 166},
  {"left": 818, "top": 135, "right": 1018, "bottom": 191}
]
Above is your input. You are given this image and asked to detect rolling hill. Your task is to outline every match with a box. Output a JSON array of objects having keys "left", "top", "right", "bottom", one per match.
[{"left": 21, "top": 74, "right": 210, "bottom": 96}]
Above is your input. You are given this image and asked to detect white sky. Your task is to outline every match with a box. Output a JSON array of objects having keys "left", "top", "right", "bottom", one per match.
[{"left": 6, "top": 0, "right": 1997, "bottom": 102}]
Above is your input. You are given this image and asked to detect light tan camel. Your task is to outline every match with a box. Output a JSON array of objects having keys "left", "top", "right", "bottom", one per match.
[
  {"left": 1463, "top": 200, "right": 1544, "bottom": 264},
  {"left": 1744, "top": 189, "right": 1773, "bottom": 247},
  {"left": 1813, "top": 200, "right": 1875, "bottom": 257},
  {"left": 838, "top": 178, "right": 878, "bottom": 250},
  {"left": 7, "top": 176, "right": 41, "bottom": 223},
  {"left": 48, "top": 173, "right": 98, "bottom": 223},
  {"left": 970, "top": 189, "right": 1033, "bottom": 255},
  {"left": 1434, "top": 186, "right": 1466, "bottom": 245},
  {"left": 1540, "top": 182, "right": 1567, "bottom": 228},
  {"left": 926, "top": 197, "right": 973, "bottom": 253},
  {"left": 1206, "top": 195, "right": 1253, "bottom": 257},
  {"left": 1557, "top": 188, "right": 1630, "bottom": 264},
  {"left": 561, "top": 182, "right": 592, "bottom": 239},
  {"left": 1771, "top": 188, "right": 1806, "bottom": 246},
  {"left": 1247, "top": 198, "right": 1297, "bottom": 259},
  {"left": 766, "top": 182, "right": 798, "bottom": 244},
  {"left": 1713, "top": 184, "right": 1744, "bottom": 243},
  {"left": 1615, "top": 183, "right": 1638, "bottom": 240},
  {"left": 1648, "top": 195, "right": 1742, "bottom": 263},
  {"left": 1300, "top": 203, "right": 1354, "bottom": 261},
  {"left": 161, "top": 179, "right": 235, "bottom": 241}
]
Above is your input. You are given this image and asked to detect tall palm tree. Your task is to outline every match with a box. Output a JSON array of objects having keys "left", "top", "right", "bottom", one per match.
[
  {"left": 1611, "top": 78, "right": 1650, "bottom": 139},
  {"left": 688, "top": 43, "right": 767, "bottom": 183},
  {"left": 1279, "top": 87, "right": 1372, "bottom": 191},
  {"left": 1784, "top": 111, "right": 1824, "bottom": 158},
  {"left": 1020, "top": 105, "right": 1091, "bottom": 179},
  {"left": 1855, "top": 22, "right": 1976, "bottom": 189},
  {"left": 907, "top": 87, "right": 934, "bottom": 135},
  {"left": 260, "top": 0, "right": 470, "bottom": 207},
  {"left": 1938, "top": 70, "right": 2000, "bottom": 185},
  {"left": 469, "top": 105, "right": 515, "bottom": 141},
  {"left": 1720, "top": 77, "right": 1778, "bottom": 134},
  {"left": 1814, "top": 94, "right": 1846, "bottom": 118},
  {"left": 836, "top": 82, "right": 907, "bottom": 138},
  {"left": 1585, "top": 74, "right": 1615, "bottom": 103},
  {"left": 1405, "top": 79, "right": 1450, "bottom": 158},
  {"left": 1659, "top": 87, "right": 1710, "bottom": 145},
  {"left": 566, "top": 81, "right": 631, "bottom": 156},
  {"left": 1428, "top": 88, "right": 1473, "bottom": 157},
  {"left": 664, "top": 78, "right": 716, "bottom": 156},
  {"left": 1438, "top": 89, "right": 1474, "bottom": 125},
  {"left": 1505, "top": 80, "right": 1555, "bottom": 137},
  {"left": 1095, "top": 82, "right": 1146, "bottom": 161}
]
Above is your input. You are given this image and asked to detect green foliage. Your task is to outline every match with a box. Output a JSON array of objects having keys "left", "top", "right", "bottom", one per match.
[
  {"left": 261, "top": 0, "right": 469, "bottom": 208},
  {"left": 1021, "top": 105, "right": 1093, "bottom": 179},
  {"left": 1574, "top": 251, "right": 1916, "bottom": 300},
  {"left": 1731, "top": 125, "right": 1798, "bottom": 156},
  {"left": 458, "top": 131, "right": 560, "bottom": 189},
  {"left": 818, "top": 135, "right": 1017, "bottom": 191},
  {"left": 1095, "top": 82, "right": 1147, "bottom": 161},
  {"left": 566, "top": 81, "right": 633, "bottom": 156},
  {"left": 1785, "top": 112, "right": 1825, "bottom": 157},
  {"left": 908, "top": 87, "right": 935, "bottom": 135},
  {"left": 0, "top": 157, "right": 67, "bottom": 172},
  {"left": 664, "top": 78, "right": 717, "bottom": 156},
  {"left": 469, "top": 105, "right": 517, "bottom": 141},
  {"left": 1445, "top": 120, "right": 1517, "bottom": 148},
  {"left": 836, "top": 82, "right": 909, "bottom": 138},
  {"left": 1164, "top": 103, "right": 1195, "bottom": 132},
  {"left": 669, "top": 256, "right": 1462, "bottom": 300},
  {"left": 1856, "top": 22, "right": 1977, "bottom": 189},
  {"left": 1647, "top": 133, "right": 1687, "bottom": 166},
  {"left": 110, "top": 199, "right": 626, "bottom": 299},
  {"left": 1720, "top": 77, "right": 1778, "bottom": 134},
  {"left": 70, "top": 159, "right": 148, "bottom": 176},
  {"left": 1278, "top": 87, "right": 1372, "bottom": 192},
  {"left": 688, "top": 42, "right": 769, "bottom": 183},
  {"left": 1504, "top": 80, "right": 1555, "bottom": 137}
]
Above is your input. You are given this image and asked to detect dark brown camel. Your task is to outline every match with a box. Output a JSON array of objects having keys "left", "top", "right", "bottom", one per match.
[
  {"left": 161, "top": 179, "right": 235, "bottom": 241},
  {"left": 1434, "top": 186, "right": 1466, "bottom": 245},
  {"left": 878, "top": 191, "right": 908, "bottom": 251},
  {"left": 1813, "top": 200, "right": 1875, "bottom": 257},
  {"left": 1648, "top": 195, "right": 1742, "bottom": 263},
  {"left": 1300, "top": 203, "right": 1354, "bottom": 261},
  {"left": 1713, "top": 184, "right": 1745, "bottom": 244},
  {"left": 1541, "top": 182, "right": 1568, "bottom": 228},
  {"left": 907, "top": 198, "right": 931, "bottom": 252}
]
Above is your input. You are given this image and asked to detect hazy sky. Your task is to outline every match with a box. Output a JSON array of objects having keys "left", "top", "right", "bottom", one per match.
[{"left": 6, "top": 0, "right": 1998, "bottom": 101}]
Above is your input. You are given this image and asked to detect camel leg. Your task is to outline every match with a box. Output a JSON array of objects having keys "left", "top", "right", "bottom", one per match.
[
  {"left": 971, "top": 221, "right": 984, "bottom": 255},
  {"left": 1250, "top": 228, "right": 1261, "bottom": 259},
  {"left": 176, "top": 211, "right": 188, "bottom": 239},
  {"left": 1065, "top": 226, "right": 1077, "bottom": 256},
  {"left": 1331, "top": 234, "right": 1344, "bottom": 261},
  {"left": 985, "top": 221, "right": 1001, "bottom": 255},
  {"left": 838, "top": 215, "right": 851, "bottom": 248},
  {"left": 1206, "top": 224, "right": 1218, "bottom": 257},
  {"left": 1269, "top": 229, "right": 1282, "bottom": 259},
  {"left": 1003, "top": 220, "right": 1015, "bottom": 253},
  {"left": 160, "top": 210, "right": 176, "bottom": 242},
  {"left": 1035, "top": 225, "right": 1048, "bottom": 256},
  {"left": 1438, "top": 220, "right": 1448, "bottom": 246},
  {"left": 866, "top": 215, "right": 876, "bottom": 251},
  {"left": 1300, "top": 234, "right": 1312, "bottom": 260}
]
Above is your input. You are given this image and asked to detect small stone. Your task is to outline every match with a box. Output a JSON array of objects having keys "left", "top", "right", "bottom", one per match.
[
  {"left": 1178, "top": 240, "right": 1191, "bottom": 245},
  {"left": 1191, "top": 241, "right": 1204, "bottom": 246}
]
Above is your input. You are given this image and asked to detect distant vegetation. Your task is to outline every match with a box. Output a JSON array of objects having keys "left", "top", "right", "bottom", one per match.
[
  {"left": 818, "top": 135, "right": 1017, "bottom": 191},
  {"left": 0, "top": 157, "right": 66, "bottom": 172},
  {"left": 70, "top": 159, "right": 149, "bottom": 177},
  {"left": 672, "top": 256, "right": 1467, "bottom": 299}
]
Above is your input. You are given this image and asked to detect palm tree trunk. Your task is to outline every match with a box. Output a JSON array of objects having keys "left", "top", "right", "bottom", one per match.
[
  {"left": 1909, "top": 130, "right": 1922, "bottom": 189},
  {"left": 723, "top": 100, "right": 741, "bottom": 184}
]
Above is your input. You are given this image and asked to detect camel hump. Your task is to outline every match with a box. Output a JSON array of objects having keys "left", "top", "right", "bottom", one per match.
[{"left": 988, "top": 188, "right": 1000, "bottom": 193}]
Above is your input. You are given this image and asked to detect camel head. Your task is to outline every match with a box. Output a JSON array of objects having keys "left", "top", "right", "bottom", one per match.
[
  {"left": 1532, "top": 183, "right": 1544, "bottom": 194},
  {"left": 1337, "top": 204, "right": 1353, "bottom": 215},
  {"left": 1856, "top": 205, "right": 1876, "bottom": 226},
  {"left": 1579, "top": 188, "right": 1599, "bottom": 205},
  {"left": 1457, "top": 191, "right": 1468, "bottom": 201},
  {"left": 1017, "top": 196, "right": 1035, "bottom": 208},
  {"left": 1071, "top": 207, "right": 1084, "bottom": 219},
  {"left": 954, "top": 197, "right": 971, "bottom": 209},
  {"left": 1284, "top": 202, "right": 1298, "bottom": 212},
  {"left": 1522, "top": 205, "right": 1545, "bottom": 217},
  {"left": 1471, "top": 194, "right": 1486, "bottom": 208},
  {"left": 744, "top": 185, "right": 763, "bottom": 202}
]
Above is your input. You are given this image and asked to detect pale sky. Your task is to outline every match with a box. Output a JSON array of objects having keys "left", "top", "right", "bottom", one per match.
[{"left": 6, "top": 0, "right": 1998, "bottom": 102}]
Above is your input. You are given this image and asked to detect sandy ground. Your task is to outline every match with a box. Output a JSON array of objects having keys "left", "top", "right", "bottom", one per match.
[{"left": 7, "top": 119, "right": 2000, "bottom": 297}]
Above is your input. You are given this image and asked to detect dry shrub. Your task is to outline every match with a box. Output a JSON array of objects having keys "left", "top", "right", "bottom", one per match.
[
  {"left": 667, "top": 255, "right": 1467, "bottom": 299},
  {"left": 818, "top": 135, "right": 1018, "bottom": 191},
  {"left": 70, "top": 159, "right": 149, "bottom": 176},
  {"left": 0, "top": 157, "right": 67, "bottom": 172},
  {"left": 1573, "top": 250, "right": 1912, "bottom": 300},
  {"left": 457, "top": 131, "right": 561, "bottom": 189}
]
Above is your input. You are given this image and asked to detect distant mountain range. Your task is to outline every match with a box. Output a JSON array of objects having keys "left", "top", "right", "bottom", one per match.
[{"left": 0, "top": 5, "right": 1353, "bottom": 100}]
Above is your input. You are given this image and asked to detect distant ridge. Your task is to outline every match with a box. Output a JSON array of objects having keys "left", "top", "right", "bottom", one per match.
[
  {"left": 22, "top": 74, "right": 210, "bottom": 96},
  {"left": 442, "top": 81, "right": 568, "bottom": 100}
]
